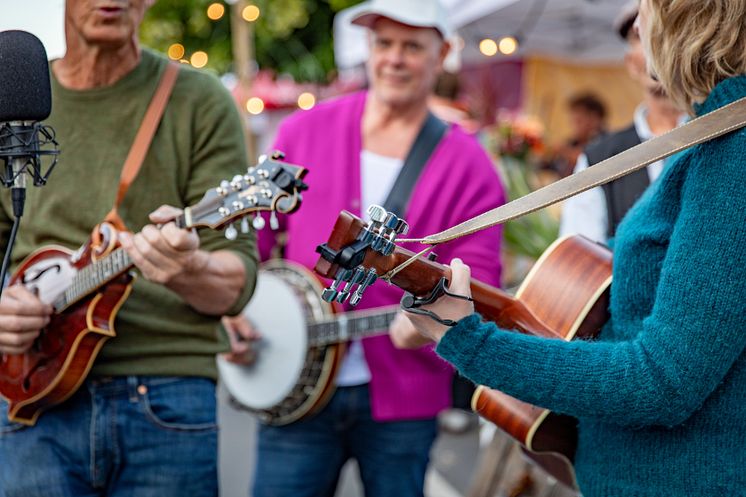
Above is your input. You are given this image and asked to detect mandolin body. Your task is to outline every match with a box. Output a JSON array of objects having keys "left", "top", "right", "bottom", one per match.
[{"left": 0, "top": 227, "right": 132, "bottom": 426}]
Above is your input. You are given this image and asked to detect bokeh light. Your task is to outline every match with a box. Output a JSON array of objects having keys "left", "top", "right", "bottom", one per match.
[
  {"left": 242, "top": 5, "right": 260, "bottom": 22},
  {"left": 297, "top": 92, "right": 316, "bottom": 110},
  {"left": 479, "top": 38, "right": 498, "bottom": 57},
  {"left": 499, "top": 36, "right": 518, "bottom": 55},
  {"left": 167, "top": 43, "right": 185, "bottom": 60},
  {"left": 246, "top": 97, "right": 265, "bottom": 115},
  {"left": 190, "top": 51, "right": 209, "bottom": 68},
  {"left": 207, "top": 3, "right": 225, "bottom": 20}
]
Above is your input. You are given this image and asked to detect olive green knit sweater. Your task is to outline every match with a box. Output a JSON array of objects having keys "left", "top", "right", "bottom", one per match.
[{"left": 0, "top": 49, "right": 258, "bottom": 380}]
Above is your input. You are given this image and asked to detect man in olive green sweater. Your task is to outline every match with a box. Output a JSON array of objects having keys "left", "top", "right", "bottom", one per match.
[{"left": 0, "top": 1, "right": 257, "bottom": 495}]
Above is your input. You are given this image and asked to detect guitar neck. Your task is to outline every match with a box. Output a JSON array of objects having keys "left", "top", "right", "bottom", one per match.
[
  {"left": 53, "top": 214, "right": 189, "bottom": 312},
  {"left": 367, "top": 249, "right": 559, "bottom": 339},
  {"left": 313, "top": 211, "right": 561, "bottom": 340},
  {"left": 308, "top": 306, "right": 400, "bottom": 347}
]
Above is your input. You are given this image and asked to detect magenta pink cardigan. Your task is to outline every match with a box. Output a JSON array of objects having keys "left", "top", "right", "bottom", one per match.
[{"left": 261, "top": 91, "right": 504, "bottom": 421}]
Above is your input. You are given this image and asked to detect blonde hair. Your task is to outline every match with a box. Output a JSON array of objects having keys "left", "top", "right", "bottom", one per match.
[{"left": 644, "top": 0, "right": 746, "bottom": 113}]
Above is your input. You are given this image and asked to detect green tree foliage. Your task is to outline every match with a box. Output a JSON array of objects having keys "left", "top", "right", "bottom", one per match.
[{"left": 141, "top": 0, "right": 363, "bottom": 81}]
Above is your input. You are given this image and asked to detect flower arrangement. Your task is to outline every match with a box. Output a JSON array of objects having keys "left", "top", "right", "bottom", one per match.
[
  {"left": 480, "top": 111, "right": 560, "bottom": 288},
  {"left": 482, "top": 111, "right": 546, "bottom": 163}
]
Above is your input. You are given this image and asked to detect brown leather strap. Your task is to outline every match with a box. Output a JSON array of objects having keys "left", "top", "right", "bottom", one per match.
[
  {"left": 398, "top": 96, "right": 746, "bottom": 245},
  {"left": 104, "top": 62, "right": 180, "bottom": 229}
]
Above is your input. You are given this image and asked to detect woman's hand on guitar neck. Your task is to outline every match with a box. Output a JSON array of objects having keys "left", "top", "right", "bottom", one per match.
[
  {"left": 390, "top": 312, "right": 434, "bottom": 349},
  {"left": 0, "top": 285, "right": 52, "bottom": 355},
  {"left": 398, "top": 258, "right": 475, "bottom": 346}
]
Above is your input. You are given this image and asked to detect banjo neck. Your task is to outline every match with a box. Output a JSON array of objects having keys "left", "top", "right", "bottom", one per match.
[{"left": 307, "top": 306, "right": 399, "bottom": 347}]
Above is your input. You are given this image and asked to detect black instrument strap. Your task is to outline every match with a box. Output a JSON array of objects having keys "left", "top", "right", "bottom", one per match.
[{"left": 382, "top": 112, "right": 448, "bottom": 217}]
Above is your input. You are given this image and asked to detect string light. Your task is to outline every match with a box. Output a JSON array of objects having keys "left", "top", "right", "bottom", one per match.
[
  {"left": 246, "top": 97, "right": 265, "bottom": 115},
  {"left": 498, "top": 36, "right": 518, "bottom": 55},
  {"left": 479, "top": 38, "right": 498, "bottom": 57},
  {"left": 190, "top": 51, "right": 209, "bottom": 68},
  {"left": 242, "top": 5, "right": 260, "bottom": 22},
  {"left": 297, "top": 92, "right": 316, "bottom": 110},
  {"left": 168, "top": 43, "right": 185, "bottom": 60},
  {"left": 207, "top": 3, "right": 225, "bottom": 20}
]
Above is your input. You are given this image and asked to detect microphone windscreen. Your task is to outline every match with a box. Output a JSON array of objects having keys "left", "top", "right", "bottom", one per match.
[{"left": 0, "top": 30, "right": 52, "bottom": 122}]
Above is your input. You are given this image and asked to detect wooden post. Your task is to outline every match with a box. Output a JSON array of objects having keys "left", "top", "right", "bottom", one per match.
[{"left": 230, "top": 0, "right": 257, "bottom": 161}]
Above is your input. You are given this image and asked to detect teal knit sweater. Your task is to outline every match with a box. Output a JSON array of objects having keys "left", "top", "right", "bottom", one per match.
[{"left": 437, "top": 75, "right": 746, "bottom": 496}]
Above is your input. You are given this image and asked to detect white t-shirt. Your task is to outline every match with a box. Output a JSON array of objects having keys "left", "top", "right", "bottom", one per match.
[
  {"left": 335, "top": 150, "right": 404, "bottom": 387},
  {"left": 559, "top": 105, "right": 672, "bottom": 243}
]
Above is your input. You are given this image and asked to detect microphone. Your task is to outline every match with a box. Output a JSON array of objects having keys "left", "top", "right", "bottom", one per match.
[
  {"left": 0, "top": 30, "right": 60, "bottom": 218},
  {"left": 0, "top": 30, "right": 60, "bottom": 297}
]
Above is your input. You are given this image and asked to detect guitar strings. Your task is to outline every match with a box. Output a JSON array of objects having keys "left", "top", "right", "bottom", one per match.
[{"left": 380, "top": 245, "right": 435, "bottom": 283}]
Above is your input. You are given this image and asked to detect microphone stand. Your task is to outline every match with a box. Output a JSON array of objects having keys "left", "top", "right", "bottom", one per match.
[{"left": 0, "top": 122, "right": 59, "bottom": 301}]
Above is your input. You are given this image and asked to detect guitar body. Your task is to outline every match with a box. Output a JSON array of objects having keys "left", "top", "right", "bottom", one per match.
[
  {"left": 218, "top": 260, "right": 345, "bottom": 425},
  {"left": 471, "top": 235, "right": 612, "bottom": 488},
  {"left": 0, "top": 224, "right": 133, "bottom": 425}
]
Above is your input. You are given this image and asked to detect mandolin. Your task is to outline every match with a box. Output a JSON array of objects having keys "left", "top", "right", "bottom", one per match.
[
  {"left": 313, "top": 207, "right": 612, "bottom": 488},
  {"left": 0, "top": 154, "right": 308, "bottom": 426}
]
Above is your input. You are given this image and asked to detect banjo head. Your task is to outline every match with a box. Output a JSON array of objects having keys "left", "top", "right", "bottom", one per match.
[{"left": 217, "top": 262, "right": 328, "bottom": 410}]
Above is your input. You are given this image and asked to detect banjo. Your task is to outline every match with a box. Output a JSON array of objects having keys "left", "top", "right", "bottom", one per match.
[{"left": 217, "top": 259, "right": 399, "bottom": 425}]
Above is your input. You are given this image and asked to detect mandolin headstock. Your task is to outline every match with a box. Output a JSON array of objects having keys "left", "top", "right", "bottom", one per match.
[{"left": 185, "top": 151, "right": 308, "bottom": 237}]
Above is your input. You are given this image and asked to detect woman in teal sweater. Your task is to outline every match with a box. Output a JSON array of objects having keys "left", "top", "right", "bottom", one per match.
[{"left": 395, "top": 0, "right": 746, "bottom": 495}]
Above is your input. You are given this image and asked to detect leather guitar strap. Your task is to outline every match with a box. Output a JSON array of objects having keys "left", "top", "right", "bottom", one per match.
[
  {"left": 398, "top": 96, "right": 746, "bottom": 246},
  {"left": 382, "top": 112, "right": 448, "bottom": 217},
  {"left": 103, "top": 62, "right": 180, "bottom": 231}
]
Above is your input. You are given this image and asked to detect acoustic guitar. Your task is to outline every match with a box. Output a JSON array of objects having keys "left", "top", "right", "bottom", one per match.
[
  {"left": 218, "top": 259, "right": 398, "bottom": 425},
  {"left": 313, "top": 207, "right": 612, "bottom": 488},
  {"left": 0, "top": 155, "right": 308, "bottom": 426}
]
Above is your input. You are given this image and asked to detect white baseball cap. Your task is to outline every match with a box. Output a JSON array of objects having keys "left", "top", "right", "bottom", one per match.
[{"left": 350, "top": 0, "right": 451, "bottom": 39}]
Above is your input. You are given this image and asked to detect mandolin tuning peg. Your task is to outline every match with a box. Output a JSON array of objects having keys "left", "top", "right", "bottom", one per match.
[
  {"left": 252, "top": 215, "right": 266, "bottom": 230},
  {"left": 224, "top": 223, "right": 238, "bottom": 241}
]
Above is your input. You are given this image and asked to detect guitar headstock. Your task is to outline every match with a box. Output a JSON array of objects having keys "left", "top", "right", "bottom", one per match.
[
  {"left": 185, "top": 151, "right": 308, "bottom": 236},
  {"left": 314, "top": 205, "right": 446, "bottom": 306}
]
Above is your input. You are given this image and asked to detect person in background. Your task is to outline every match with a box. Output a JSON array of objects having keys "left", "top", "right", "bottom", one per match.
[
  {"left": 559, "top": 0, "right": 683, "bottom": 243},
  {"left": 223, "top": 0, "right": 504, "bottom": 495},
  {"left": 394, "top": 0, "right": 746, "bottom": 495},
  {"left": 544, "top": 93, "right": 608, "bottom": 178},
  {"left": 0, "top": 1, "right": 258, "bottom": 495}
]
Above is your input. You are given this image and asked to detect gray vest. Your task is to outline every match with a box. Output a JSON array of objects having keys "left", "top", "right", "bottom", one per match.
[{"left": 585, "top": 124, "right": 649, "bottom": 238}]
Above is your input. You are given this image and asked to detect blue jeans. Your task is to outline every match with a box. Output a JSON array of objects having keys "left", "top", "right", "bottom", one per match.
[
  {"left": 0, "top": 376, "right": 218, "bottom": 497},
  {"left": 253, "top": 384, "right": 438, "bottom": 497}
]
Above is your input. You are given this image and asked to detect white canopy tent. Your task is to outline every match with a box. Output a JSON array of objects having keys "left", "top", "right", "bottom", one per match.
[
  {"left": 1, "top": 1, "right": 66, "bottom": 60},
  {"left": 335, "top": 0, "right": 631, "bottom": 70}
]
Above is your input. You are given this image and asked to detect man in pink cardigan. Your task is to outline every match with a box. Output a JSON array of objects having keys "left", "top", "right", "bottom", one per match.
[{"left": 225, "top": 0, "right": 505, "bottom": 495}]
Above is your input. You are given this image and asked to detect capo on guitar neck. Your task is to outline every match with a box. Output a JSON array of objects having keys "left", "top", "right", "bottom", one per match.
[{"left": 400, "top": 277, "right": 473, "bottom": 327}]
